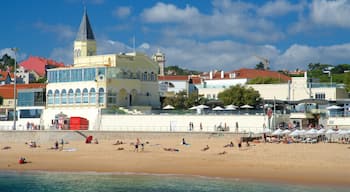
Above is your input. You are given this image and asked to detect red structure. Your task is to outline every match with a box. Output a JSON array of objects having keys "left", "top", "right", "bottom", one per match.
[{"left": 69, "top": 117, "right": 89, "bottom": 130}]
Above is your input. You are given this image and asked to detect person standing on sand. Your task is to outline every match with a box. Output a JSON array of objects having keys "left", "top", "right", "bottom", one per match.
[{"left": 134, "top": 138, "right": 140, "bottom": 152}]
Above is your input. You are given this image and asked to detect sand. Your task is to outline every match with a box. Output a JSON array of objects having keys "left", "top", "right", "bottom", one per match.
[{"left": 1, "top": 134, "right": 350, "bottom": 187}]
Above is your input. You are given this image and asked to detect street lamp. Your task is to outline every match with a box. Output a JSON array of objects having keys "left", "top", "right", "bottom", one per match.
[{"left": 11, "top": 48, "right": 18, "bottom": 130}]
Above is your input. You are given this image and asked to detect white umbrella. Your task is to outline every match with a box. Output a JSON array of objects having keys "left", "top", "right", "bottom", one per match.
[
  {"left": 196, "top": 104, "right": 209, "bottom": 109},
  {"left": 326, "top": 105, "right": 343, "bottom": 110},
  {"left": 163, "top": 105, "right": 175, "bottom": 110},
  {"left": 289, "top": 130, "right": 300, "bottom": 137},
  {"left": 281, "top": 129, "right": 291, "bottom": 135},
  {"left": 189, "top": 106, "right": 198, "bottom": 110},
  {"left": 225, "top": 104, "right": 237, "bottom": 110},
  {"left": 325, "top": 129, "right": 336, "bottom": 134},
  {"left": 260, "top": 128, "right": 272, "bottom": 134},
  {"left": 306, "top": 128, "right": 318, "bottom": 135},
  {"left": 317, "top": 128, "right": 326, "bottom": 135},
  {"left": 272, "top": 129, "right": 283, "bottom": 136},
  {"left": 338, "top": 130, "right": 349, "bottom": 135},
  {"left": 212, "top": 106, "right": 224, "bottom": 111},
  {"left": 240, "top": 104, "right": 254, "bottom": 109}
]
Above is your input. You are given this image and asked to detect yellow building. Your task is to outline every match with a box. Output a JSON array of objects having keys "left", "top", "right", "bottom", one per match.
[{"left": 44, "top": 10, "right": 160, "bottom": 130}]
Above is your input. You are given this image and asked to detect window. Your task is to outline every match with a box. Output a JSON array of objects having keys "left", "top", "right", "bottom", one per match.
[
  {"left": 82, "top": 88, "right": 89, "bottom": 103},
  {"left": 315, "top": 93, "right": 325, "bottom": 100},
  {"left": 47, "top": 90, "right": 53, "bottom": 104},
  {"left": 75, "top": 89, "right": 81, "bottom": 103},
  {"left": 90, "top": 88, "right": 96, "bottom": 103},
  {"left": 107, "top": 91, "right": 117, "bottom": 105},
  {"left": 68, "top": 89, "right": 74, "bottom": 104},
  {"left": 61, "top": 89, "right": 67, "bottom": 104},
  {"left": 54, "top": 89, "right": 60, "bottom": 104},
  {"left": 98, "top": 88, "right": 105, "bottom": 104}
]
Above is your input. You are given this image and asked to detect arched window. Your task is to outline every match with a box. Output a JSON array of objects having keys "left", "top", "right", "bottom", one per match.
[
  {"left": 68, "top": 89, "right": 74, "bottom": 104},
  {"left": 54, "top": 89, "right": 60, "bottom": 104},
  {"left": 61, "top": 89, "right": 67, "bottom": 104},
  {"left": 47, "top": 90, "right": 53, "bottom": 104},
  {"left": 151, "top": 72, "right": 155, "bottom": 81},
  {"left": 89, "top": 88, "right": 96, "bottom": 103},
  {"left": 143, "top": 72, "right": 147, "bottom": 81},
  {"left": 75, "top": 88, "right": 81, "bottom": 103},
  {"left": 98, "top": 88, "right": 104, "bottom": 104},
  {"left": 82, "top": 88, "right": 88, "bottom": 103}
]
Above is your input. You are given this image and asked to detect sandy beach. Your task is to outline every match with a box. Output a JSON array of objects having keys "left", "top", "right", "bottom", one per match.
[{"left": 1, "top": 133, "right": 350, "bottom": 187}]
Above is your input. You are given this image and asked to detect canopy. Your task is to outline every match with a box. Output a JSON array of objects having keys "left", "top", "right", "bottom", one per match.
[
  {"left": 225, "top": 104, "right": 237, "bottom": 110},
  {"left": 325, "top": 129, "right": 336, "bottom": 134},
  {"left": 306, "top": 128, "right": 318, "bottom": 135},
  {"left": 289, "top": 130, "right": 300, "bottom": 137},
  {"left": 212, "top": 106, "right": 224, "bottom": 111},
  {"left": 326, "top": 105, "right": 343, "bottom": 110},
  {"left": 260, "top": 128, "right": 272, "bottom": 134},
  {"left": 272, "top": 129, "right": 283, "bottom": 136},
  {"left": 281, "top": 129, "right": 291, "bottom": 135},
  {"left": 240, "top": 104, "right": 254, "bottom": 109},
  {"left": 163, "top": 105, "right": 175, "bottom": 110}
]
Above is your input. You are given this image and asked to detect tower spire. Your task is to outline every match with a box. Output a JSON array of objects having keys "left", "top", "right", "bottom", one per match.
[{"left": 76, "top": 8, "right": 95, "bottom": 41}]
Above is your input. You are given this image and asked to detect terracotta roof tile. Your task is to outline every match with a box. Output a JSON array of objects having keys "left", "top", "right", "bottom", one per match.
[{"left": 19, "top": 56, "right": 65, "bottom": 77}]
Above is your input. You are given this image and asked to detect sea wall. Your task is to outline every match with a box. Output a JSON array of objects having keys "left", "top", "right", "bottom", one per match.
[{"left": 0, "top": 131, "right": 248, "bottom": 143}]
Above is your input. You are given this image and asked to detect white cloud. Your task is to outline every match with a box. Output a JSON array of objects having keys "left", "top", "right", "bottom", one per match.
[
  {"left": 113, "top": 6, "right": 131, "bottom": 19},
  {"left": 310, "top": 0, "right": 350, "bottom": 27},
  {"left": 149, "top": 39, "right": 280, "bottom": 72},
  {"left": 35, "top": 22, "right": 75, "bottom": 41},
  {"left": 258, "top": 0, "right": 304, "bottom": 17},
  {"left": 275, "top": 43, "right": 350, "bottom": 70},
  {"left": 141, "top": 1, "right": 283, "bottom": 42},
  {"left": 142, "top": 2, "right": 200, "bottom": 23}
]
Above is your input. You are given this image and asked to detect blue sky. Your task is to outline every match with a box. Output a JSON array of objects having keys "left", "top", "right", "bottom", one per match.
[{"left": 1, "top": 0, "right": 350, "bottom": 72}]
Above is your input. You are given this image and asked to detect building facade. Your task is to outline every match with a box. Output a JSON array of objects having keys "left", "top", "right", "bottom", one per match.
[{"left": 43, "top": 9, "right": 160, "bottom": 130}]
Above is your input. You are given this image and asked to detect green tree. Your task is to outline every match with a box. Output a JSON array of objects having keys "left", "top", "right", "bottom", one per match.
[
  {"left": 218, "top": 85, "right": 261, "bottom": 107},
  {"left": 255, "top": 62, "right": 265, "bottom": 70},
  {"left": 248, "top": 77, "right": 286, "bottom": 84},
  {"left": 344, "top": 72, "right": 350, "bottom": 92}
]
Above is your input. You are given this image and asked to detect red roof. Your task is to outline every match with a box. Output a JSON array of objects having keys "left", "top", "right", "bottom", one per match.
[
  {"left": 231, "top": 68, "right": 291, "bottom": 81},
  {"left": 0, "top": 83, "right": 46, "bottom": 99},
  {"left": 19, "top": 56, "right": 65, "bottom": 77}
]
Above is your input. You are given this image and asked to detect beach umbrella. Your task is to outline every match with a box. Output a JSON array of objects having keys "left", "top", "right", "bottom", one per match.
[
  {"left": 212, "top": 106, "right": 224, "bottom": 111},
  {"left": 196, "top": 104, "right": 209, "bottom": 109},
  {"left": 316, "top": 128, "right": 326, "bottom": 135},
  {"left": 163, "top": 105, "right": 175, "bottom": 110},
  {"left": 240, "top": 104, "right": 254, "bottom": 109},
  {"left": 224, "top": 104, "right": 237, "bottom": 110},
  {"left": 281, "top": 129, "right": 291, "bottom": 135},
  {"left": 326, "top": 105, "right": 343, "bottom": 110},
  {"left": 338, "top": 130, "right": 349, "bottom": 135},
  {"left": 325, "top": 129, "right": 336, "bottom": 134},
  {"left": 272, "top": 129, "right": 283, "bottom": 136},
  {"left": 306, "top": 128, "right": 318, "bottom": 135},
  {"left": 260, "top": 128, "right": 272, "bottom": 134},
  {"left": 289, "top": 130, "right": 300, "bottom": 137},
  {"left": 189, "top": 106, "right": 198, "bottom": 110}
]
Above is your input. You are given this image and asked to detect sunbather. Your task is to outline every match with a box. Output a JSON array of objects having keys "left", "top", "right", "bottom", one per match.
[
  {"left": 163, "top": 147, "right": 179, "bottom": 152},
  {"left": 201, "top": 145, "right": 210, "bottom": 151}
]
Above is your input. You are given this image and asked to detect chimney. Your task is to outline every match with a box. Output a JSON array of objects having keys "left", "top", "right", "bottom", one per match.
[
  {"left": 209, "top": 70, "right": 213, "bottom": 79},
  {"left": 221, "top": 70, "right": 224, "bottom": 79}
]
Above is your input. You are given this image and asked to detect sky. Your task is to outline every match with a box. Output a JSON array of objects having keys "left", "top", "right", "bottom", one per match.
[{"left": 1, "top": 0, "right": 350, "bottom": 72}]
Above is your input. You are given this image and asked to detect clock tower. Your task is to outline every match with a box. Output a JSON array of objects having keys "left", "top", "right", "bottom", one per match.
[{"left": 74, "top": 9, "right": 96, "bottom": 64}]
